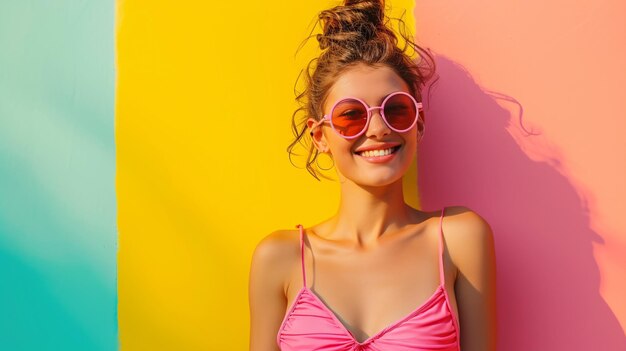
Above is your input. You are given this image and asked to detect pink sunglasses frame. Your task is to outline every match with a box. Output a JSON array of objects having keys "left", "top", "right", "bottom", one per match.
[{"left": 310, "top": 91, "right": 423, "bottom": 140}]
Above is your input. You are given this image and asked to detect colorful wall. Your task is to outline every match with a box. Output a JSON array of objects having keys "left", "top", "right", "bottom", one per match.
[
  {"left": 414, "top": 1, "right": 626, "bottom": 349},
  {"left": 115, "top": 1, "right": 418, "bottom": 349},
  {"left": 0, "top": 1, "right": 117, "bottom": 350},
  {"left": 1, "top": 0, "right": 625, "bottom": 350}
]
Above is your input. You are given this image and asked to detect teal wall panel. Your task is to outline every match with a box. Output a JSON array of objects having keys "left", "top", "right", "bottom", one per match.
[{"left": 0, "top": 1, "right": 117, "bottom": 350}]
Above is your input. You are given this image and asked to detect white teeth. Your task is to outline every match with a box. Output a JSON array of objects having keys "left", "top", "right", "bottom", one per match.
[{"left": 360, "top": 147, "right": 396, "bottom": 158}]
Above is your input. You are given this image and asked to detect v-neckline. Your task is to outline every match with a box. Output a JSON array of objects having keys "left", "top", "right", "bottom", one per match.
[{"left": 303, "top": 284, "right": 445, "bottom": 345}]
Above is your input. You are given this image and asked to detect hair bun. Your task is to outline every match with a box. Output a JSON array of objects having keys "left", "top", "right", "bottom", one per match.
[{"left": 317, "top": 0, "right": 386, "bottom": 50}]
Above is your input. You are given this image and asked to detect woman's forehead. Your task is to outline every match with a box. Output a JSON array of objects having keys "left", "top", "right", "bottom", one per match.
[{"left": 326, "top": 64, "right": 410, "bottom": 103}]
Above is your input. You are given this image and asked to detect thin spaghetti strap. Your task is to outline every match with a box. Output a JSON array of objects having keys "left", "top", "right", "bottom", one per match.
[
  {"left": 438, "top": 207, "right": 446, "bottom": 286},
  {"left": 295, "top": 224, "right": 307, "bottom": 287}
]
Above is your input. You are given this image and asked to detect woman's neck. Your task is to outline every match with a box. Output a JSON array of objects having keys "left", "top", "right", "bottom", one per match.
[{"left": 327, "top": 177, "right": 416, "bottom": 247}]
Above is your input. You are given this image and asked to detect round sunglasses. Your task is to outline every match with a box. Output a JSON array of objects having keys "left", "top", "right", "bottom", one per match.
[{"left": 311, "top": 91, "right": 423, "bottom": 139}]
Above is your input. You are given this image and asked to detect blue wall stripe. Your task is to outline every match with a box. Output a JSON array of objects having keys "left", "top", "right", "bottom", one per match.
[{"left": 0, "top": 1, "right": 117, "bottom": 350}]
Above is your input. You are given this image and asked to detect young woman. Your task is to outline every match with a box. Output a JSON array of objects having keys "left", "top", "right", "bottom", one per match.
[{"left": 249, "top": 1, "right": 497, "bottom": 350}]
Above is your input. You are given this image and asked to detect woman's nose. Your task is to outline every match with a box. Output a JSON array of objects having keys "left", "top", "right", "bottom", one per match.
[{"left": 365, "top": 109, "right": 391, "bottom": 138}]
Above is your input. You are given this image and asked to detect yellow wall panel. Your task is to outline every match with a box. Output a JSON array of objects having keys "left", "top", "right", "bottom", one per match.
[{"left": 116, "top": 1, "right": 418, "bottom": 349}]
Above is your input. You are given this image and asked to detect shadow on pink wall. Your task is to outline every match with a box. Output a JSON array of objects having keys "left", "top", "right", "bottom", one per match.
[{"left": 417, "top": 53, "right": 626, "bottom": 350}]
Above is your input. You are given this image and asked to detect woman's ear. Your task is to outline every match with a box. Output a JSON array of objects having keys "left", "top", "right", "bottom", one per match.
[
  {"left": 416, "top": 112, "right": 426, "bottom": 142},
  {"left": 307, "top": 117, "right": 329, "bottom": 152}
]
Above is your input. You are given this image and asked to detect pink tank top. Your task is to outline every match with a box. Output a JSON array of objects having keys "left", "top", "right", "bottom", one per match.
[{"left": 277, "top": 207, "right": 461, "bottom": 350}]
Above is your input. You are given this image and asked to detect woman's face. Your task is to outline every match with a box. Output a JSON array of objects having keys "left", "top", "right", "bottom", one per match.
[{"left": 308, "top": 63, "right": 421, "bottom": 187}]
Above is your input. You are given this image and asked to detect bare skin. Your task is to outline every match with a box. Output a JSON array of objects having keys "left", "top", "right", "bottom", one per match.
[{"left": 249, "top": 63, "right": 497, "bottom": 351}]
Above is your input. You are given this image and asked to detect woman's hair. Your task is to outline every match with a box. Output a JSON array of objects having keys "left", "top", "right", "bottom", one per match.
[{"left": 286, "top": 0, "right": 437, "bottom": 181}]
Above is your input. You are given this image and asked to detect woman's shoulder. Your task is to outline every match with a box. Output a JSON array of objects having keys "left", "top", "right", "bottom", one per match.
[
  {"left": 250, "top": 228, "right": 301, "bottom": 272},
  {"left": 443, "top": 205, "right": 492, "bottom": 228},
  {"left": 249, "top": 228, "right": 302, "bottom": 318},
  {"left": 442, "top": 205, "right": 496, "bottom": 270}
]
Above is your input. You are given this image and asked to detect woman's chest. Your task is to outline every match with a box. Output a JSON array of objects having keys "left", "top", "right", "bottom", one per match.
[{"left": 283, "top": 235, "right": 458, "bottom": 341}]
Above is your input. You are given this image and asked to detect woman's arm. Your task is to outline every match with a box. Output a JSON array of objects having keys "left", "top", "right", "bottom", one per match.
[
  {"left": 449, "top": 207, "right": 498, "bottom": 351},
  {"left": 249, "top": 231, "right": 293, "bottom": 351}
]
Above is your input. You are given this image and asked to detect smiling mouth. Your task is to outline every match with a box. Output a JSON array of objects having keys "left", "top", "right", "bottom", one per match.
[{"left": 354, "top": 145, "right": 401, "bottom": 158}]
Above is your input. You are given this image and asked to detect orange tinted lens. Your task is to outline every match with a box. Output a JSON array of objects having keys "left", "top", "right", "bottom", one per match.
[
  {"left": 331, "top": 99, "right": 368, "bottom": 137},
  {"left": 383, "top": 94, "right": 417, "bottom": 130}
]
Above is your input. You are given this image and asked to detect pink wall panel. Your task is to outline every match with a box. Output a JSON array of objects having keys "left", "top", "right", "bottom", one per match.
[{"left": 414, "top": 0, "right": 626, "bottom": 349}]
